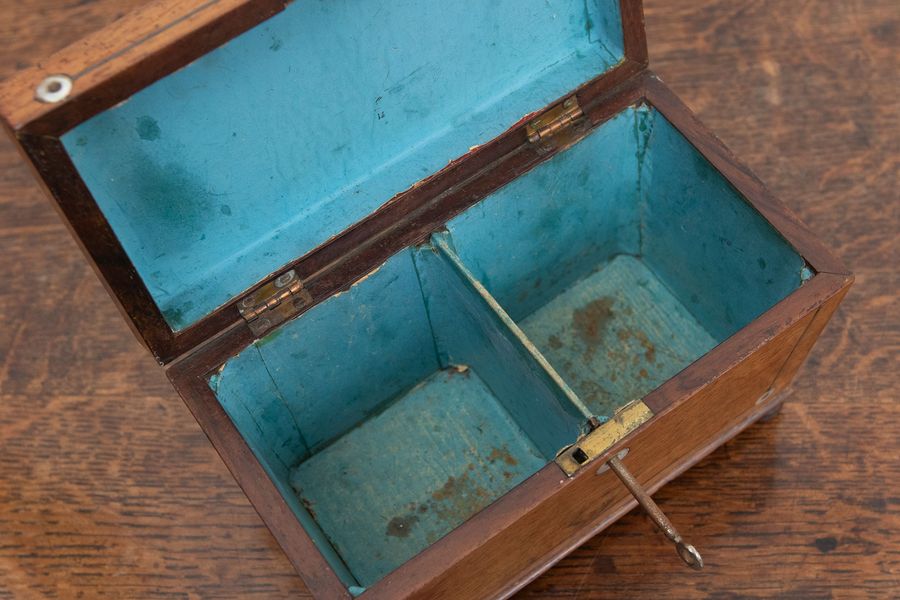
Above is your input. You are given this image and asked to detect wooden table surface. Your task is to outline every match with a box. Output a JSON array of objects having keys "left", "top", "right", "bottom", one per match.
[{"left": 0, "top": 1, "right": 896, "bottom": 598}]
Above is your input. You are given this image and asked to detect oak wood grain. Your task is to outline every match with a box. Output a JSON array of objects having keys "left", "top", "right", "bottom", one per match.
[{"left": 0, "top": 1, "right": 895, "bottom": 599}]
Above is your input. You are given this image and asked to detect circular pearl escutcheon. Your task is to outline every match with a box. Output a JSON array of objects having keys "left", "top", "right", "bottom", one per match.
[{"left": 35, "top": 75, "right": 73, "bottom": 103}]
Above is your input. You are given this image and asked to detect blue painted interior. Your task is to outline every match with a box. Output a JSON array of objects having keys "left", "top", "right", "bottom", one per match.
[
  {"left": 61, "top": 0, "right": 625, "bottom": 331},
  {"left": 637, "top": 107, "right": 807, "bottom": 340},
  {"left": 59, "top": 0, "right": 807, "bottom": 583},
  {"left": 208, "top": 104, "right": 807, "bottom": 590},
  {"left": 210, "top": 247, "right": 594, "bottom": 588},
  {"left": 291, "top": 367, "right": 548, "bottom": 587},
  {"left": 445, "top": 105, "right": 806, "bottom": 415}
]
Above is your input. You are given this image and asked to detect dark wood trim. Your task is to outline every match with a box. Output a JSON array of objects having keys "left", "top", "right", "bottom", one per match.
[
  {"left": 0, "top": 0, "right": 286, "bottom": 136},
  {"left": 641, "top": 74, "right": 850, "bottom": 276},
  {"left": 13, "top": 133, "right": 169, "bottom": 355},
  {"left": 621, "top": 0, "right": 649, "bottom": 66}
]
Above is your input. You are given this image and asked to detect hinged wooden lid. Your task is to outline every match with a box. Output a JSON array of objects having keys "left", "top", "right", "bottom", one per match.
[{"left": 0, "top": 0, "right": 648, "bottom": 363}]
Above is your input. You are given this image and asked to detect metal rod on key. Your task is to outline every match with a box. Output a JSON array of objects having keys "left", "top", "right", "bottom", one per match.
[{"left": 607, "top": 456, "right": 704, "bottom": 570}]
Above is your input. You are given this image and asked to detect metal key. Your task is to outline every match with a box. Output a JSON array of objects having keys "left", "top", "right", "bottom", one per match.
[{"left": 607, "top": 455, "right": 704, "bottom": 570}]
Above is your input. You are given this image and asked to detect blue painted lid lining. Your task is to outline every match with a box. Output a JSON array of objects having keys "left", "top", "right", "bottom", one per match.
[{"left": 61, "top": 0, "right": 626, "bottom": 331}]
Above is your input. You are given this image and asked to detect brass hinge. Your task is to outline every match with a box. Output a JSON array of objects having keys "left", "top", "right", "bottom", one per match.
[
  {"left": 238, "top": 270, "right": 312, "bottom": 336},
  {"left": 526, "top": 96, "right": 585, "bottom": 150}
]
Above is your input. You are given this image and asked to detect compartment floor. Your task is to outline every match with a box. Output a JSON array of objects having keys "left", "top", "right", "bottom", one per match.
[
  {"left": 520, "top": 255, "right": 717, "bottom": 417},
  {"left": 289, "top": 367, "right": 546, "bottom": 587}
]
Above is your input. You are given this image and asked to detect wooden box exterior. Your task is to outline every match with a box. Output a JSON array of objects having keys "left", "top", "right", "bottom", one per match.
[
  {"left": 0, "top": 1, "right": 852, "bottom": 598},
  {"left": 164, "top": 73, "right": 852, "bottom": 598}
]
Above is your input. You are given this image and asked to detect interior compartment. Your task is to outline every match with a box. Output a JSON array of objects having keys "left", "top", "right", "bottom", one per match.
[
  {"left": 61, "top": 0, "right": 626, "bottom": 331},
  {"left": 210, "top": 247, "right": 591, "bottom": 590},
  {"left": 443, "top": 105, "right": 808, "bottom": 417},
  {"left": 208, "top": 103, "right": 808, "bottom": 593}
]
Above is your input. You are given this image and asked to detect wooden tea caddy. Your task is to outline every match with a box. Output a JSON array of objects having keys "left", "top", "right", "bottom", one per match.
[{"left": 0, "top": 1, "right": 852, "bottom": 598}]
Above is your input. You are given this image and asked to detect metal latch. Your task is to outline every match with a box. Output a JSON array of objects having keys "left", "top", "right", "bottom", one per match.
[
  {"left": 238, "top": 270, "right": 312, "bottom": 336},
  {"left": 556, "top": 400, "right": 653, "bottom": 475},
  {"left": 526, "top": 96, "right": 585, "bottom": 151}
]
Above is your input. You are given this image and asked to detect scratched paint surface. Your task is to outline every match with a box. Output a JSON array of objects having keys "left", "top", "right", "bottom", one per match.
[
  {"left": 61, "top": 0, "right": 624, "bottom": 330},
  {"left": 519, "top": 255, "right": 717, "bottom": 417},
  {"left": 290, "top": 367, "right": 546, "bottom": 587}
]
